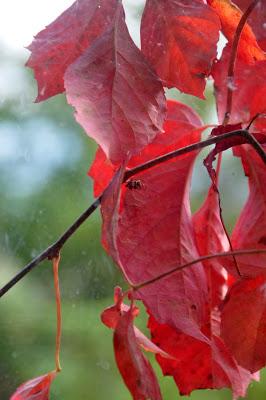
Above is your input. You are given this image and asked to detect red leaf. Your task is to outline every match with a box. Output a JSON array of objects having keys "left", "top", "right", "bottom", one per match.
[
  {"left": 203, "top": 125, "right": 266, "bottom": 181},
  {"left": 88, "top": 147, "right": 117, "bottom": 197},
  {"left": 148, "top": 315, "right": 256, "bottom": 398},
  {"left": 207, "top": 0, "right": 265, "bottom": 63},
  {"left": 212, "top": 45, "right": 266, "bottom": 128},
  {"left": 26, "top": 0, "right": 119, "bottom": 102},
  {"left": 229, "top": 145, "right": 266, "bottom": 277},
  {"left": 98, "top": 100, "right": 210, "bottom": 341},
  {"left": 221, "top": 275, "right": 266, "bottom": 372},
  {"left": 10, "top": 371, "right": 56, "bottom": 400},
  {"left": 114, "top": 307, "right": 162, "bottom": 400},
  {"left": 193, "top": 184, "right": 230, "bottom": 306},
  {"left": 141, "top": 0, "right": 220, "bottom": 98},
  {"left": 65, "top": 4, "right": 166, "bottom": 164},
  {"left": 233, "top": 0, "right": 266, "bottom": 51},
  {"left": 101, "top": 288, "right": 173, "bottom": 360}
]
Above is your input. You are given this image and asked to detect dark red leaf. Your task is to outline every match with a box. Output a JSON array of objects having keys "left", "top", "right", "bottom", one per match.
[
  {"left": 10, "top": 371, "right": 56, "bottom": 400},
  {"left": 212, "top": 45, "right": 266, "bottom": 129},
  {"left": 26, "top": 0, "right": 119, "bottom": 102},
  {"left": 98, "top": 100, "right": 210, "bottom": 341},
  {"left": 141, "top": 0, "right": 220, "bottom": 98},
  {"left": 65, "top": 4, "right": 166, "bottom": 164},
  {"left": 207, "top": 0, "right": 265, "bottom": 63},
  {"left": 114, "top": 307, "right": 162, "bottom": 400},
  {"left": 229, "top": 145, "right": 266, "bottom": 277},
  {"left": 221, "top": 275, "right": 266, "bottom": 372}
]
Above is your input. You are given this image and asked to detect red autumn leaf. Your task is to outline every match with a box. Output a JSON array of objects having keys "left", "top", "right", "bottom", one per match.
[
  {"left": 114, "top": 306, "right": 162, "bottom": 400},
  {"left": 97, "top": 100, "right": 210, "bottom": 341},
  {"left": 193, "top": 183, "right": 230, "bottom": 306},
  {"left": 212, "top": 45, "right": 266, "bottom": 128},
  {"left": 207, "top": 0, "right": 265, "bottom": 63},
  {"left": 88, "top": 147, "right": 117, "bottom": 197},
  {"left": 26, "top": 0, "right": 120, "bottom": 102},
  {"left": 148, "top": 314, "right": 257, "bottom": 398},
  {"left": 64, "top": 4, "right": 166, "bottom": 165},
  {"left": 101, "top": 287, "right": 174, "bottom": 360},
  {"left": 10, "top": 371, "right": 56, "bottom": 400},
  {"left": 234, "top": 0, "right": 266, "bottom": 51},
  {"left": 228, "top": 144, "right": 266, "bottom": 277},
  {"left": 141, "top": 0, "right": 220, "bottom": 98},
  {"left": 221, "top": 275, "right": 266, "bottom": 372}
]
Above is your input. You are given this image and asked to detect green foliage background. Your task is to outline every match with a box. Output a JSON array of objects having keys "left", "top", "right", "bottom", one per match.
[{"left": 0, "top": 5, "right": 265, "bottom": 399}]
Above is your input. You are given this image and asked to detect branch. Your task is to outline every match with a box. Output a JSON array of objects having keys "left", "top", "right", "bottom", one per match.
[
  {"left": 1, "top": 129, "right": 265, "bottom": 298},
  {"left": 133, "top": 248, "right": 266, "bottom": 291},
  {"left": 125, "top": 129, "right": 266, "bottom": 179},
  {"left": 0, "top": 197, "right": 101, "bottom": 298},
  {"left": 223, "top": 0, "right": 260, "bottom": 124}
]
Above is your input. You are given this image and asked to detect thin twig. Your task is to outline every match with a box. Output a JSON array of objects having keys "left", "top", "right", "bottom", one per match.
[
  {"left": 125, "top": 129, "right": 266, "bottom": 179},
  {"left": 223, "top": 0, "right": 260, "bottom": 125},
  {"left": 0, "top": 129, "right": 265, "bottom": 298},
  {"left": 52, "top": 255, "right": 62, "bottom": 373},
  {"left": 0, "top": 197, "right": 100, "bottom": 298},
  {"left": 133, "top": 248, "right": 266, "bottom": 291}
]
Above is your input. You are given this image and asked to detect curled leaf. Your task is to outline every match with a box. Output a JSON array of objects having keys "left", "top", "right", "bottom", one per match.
[{"left": 10, "top": 371, "right": 57, "bottom": 400}]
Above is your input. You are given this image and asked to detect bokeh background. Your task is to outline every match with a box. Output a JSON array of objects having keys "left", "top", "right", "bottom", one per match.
[{"left": 0, "top": 1, "right": 265, "bottom": 399}]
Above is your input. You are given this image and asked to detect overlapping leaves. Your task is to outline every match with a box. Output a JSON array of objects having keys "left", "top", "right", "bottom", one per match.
[{"left": 21, "top": 0, "right": 266, "bottom": 399}]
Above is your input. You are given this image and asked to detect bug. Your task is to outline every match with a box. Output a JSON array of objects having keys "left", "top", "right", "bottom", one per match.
[{"left": 125, "top": 179, "right": 144, "bottom": 190}]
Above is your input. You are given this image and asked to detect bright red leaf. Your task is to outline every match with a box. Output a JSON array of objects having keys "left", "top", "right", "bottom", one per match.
[
  {"left": 234, "top": 0, "right": 266, "bottom": 51},
  {"left": 141, "top": 0, "right": 220, "bottom": 98},
  {"left": 65, "top": 4, "right": 166, "bottom": 164},
  {"left": 26, "top": 0, "right": 119, "bottom": 102},
  {"left": 114, "top": 306, "right": 162, "bottom": 400},
  {"left": 148, "top": 314, "right": 256, "bottom": 398},
  {"left": 88, "top": 147, "right": 117, "bottom": 197},
  {"left": 212, "top": 45, "right": 266, "bottom": 129},
  {"left": 207, "top": 0, "right": 265, "bottom": 63},
  {"left": 221, "top": 275, "right": 266, "bottom": 372},
  {"left": 10, "top": 371, "right": 56, "bottom": 400}
]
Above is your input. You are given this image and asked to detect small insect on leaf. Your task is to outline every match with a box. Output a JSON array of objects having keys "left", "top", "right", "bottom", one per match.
[{"left": 125, "top": 179, "right": 144, "bottom": 190}]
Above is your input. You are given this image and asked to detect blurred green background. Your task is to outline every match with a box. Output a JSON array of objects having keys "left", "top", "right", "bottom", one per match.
[{"left": 0, "top": 1, "right": 264, "bottom": 399}]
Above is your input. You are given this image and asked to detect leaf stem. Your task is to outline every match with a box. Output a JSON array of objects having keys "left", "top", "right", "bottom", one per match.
[
  {"left": 52, "top": 255, "right": 62, "bottom": 373},
  {"left": 223, "top": 0, "right": 260, "bottom": 125},
  {"left": 132, "top": 248, "right": 266, "bottom": 291},
  {"left": 0, "top": 129, "right": 265, "bottom": 299}
]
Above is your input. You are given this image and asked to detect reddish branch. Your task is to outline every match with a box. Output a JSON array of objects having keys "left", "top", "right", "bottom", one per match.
[{"left": 0, "top": 128, "right": 265, "bottom": 299}]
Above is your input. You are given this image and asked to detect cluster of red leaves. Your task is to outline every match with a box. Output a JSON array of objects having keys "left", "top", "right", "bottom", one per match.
[{"left": 11, "top": 0, "right": 266, "bottom": 399}]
